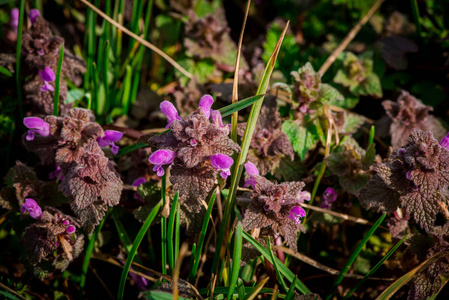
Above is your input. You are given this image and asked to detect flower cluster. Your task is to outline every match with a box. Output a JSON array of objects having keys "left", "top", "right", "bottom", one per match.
[
  {"left": 320, "top": 188, "right": 338, "bottom": 210},
  {"left": 359, "top": 129, "right": 449, "bottom": 231},
  {"left": 21, "top": 205, "right": 84, "bottom": 279},
  {"left": 240, "top": 162, "right": 310, "bottom": 252},
  {"left": 23, "top": 108, "right": 123, "bottom": 233},
  {"left": 148, "top": 95, "right": 240, "bottom": 211},
  {"left": 378, "top": 90, "right": 446, "bottom": 149}
]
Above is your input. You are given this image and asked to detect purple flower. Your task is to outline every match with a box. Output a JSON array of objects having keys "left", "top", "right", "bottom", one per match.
[
  {"left": 29, "top": 9, "right": 41, "bottom": 24},
  {"left": 323, "top": 187, "right": 337, "bottom": 203},
  {"left": 97, "top": 130, "right": 123, "bottom": 155},
  {"left": 21, "top": 198, "right": 42, "bottom": 219},
  {"left": 149, "top": 149, "right": 176, "bottom": 176},
  {"left": 132, "top": 177, "right": 147, "bottom": 201},
  {"left": 198, "top": 94, "right": 214, "bottom": 118},
  {"left": 160, "top": 101, "right": 181, "bottom": 128},
  {"left": 244, "top": 161, "right": 259, "bottom": 189},
  {"left": 38, "top": 67, "right": 55, "bottom": 92},
  {"left": 211, "top": 109, "right": 229, "bottom": 135},
  {"left": 288, "top": 206, "right": 306, "bottom": 224},
  {"left": 23, "top": 117, "right": 50, "bottom": 141},
  {"left": 49, "top": 165, "right": 64, "bottom": 181},
  {"left": 210, "top": 154, "right": 233, "bottom": 179},
  {"left": 10, "top": 8, "right": 19, "bottom": 31},
  {"left": 441, "top": 133, "right": 449, "bottom": 151},
  {"left": 66, "top": 225, "right": 76, "bottom": 234}
]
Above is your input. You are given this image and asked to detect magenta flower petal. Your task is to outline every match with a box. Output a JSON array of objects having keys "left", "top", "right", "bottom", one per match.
[
  {"left": 299, "top": 191, "right": 311, "bottom": 202},
  {"left": 210, "top": 110, "right": 223, "bottom": 127},
  {"left": 29, "top": 9, "right": 41, "bottom": 24},
  {"left": 244, "top": 161, "right": 259, "bottom": 176},
  {"left": 49, "top": 165, "right": 64, "bottom": 180},
  {"left": 132, "top": 177, "right": 147, "bottom": 187},
  {"left": 210, "top": 154, "right": 233, "bottom": 179},
  {"left": 23, "top": 117, "right": 50, "bottom": 140},
  {"left": 111, "top": 145, "right": 119, "bottom": 155},
  {"left": 288, "top": 206, "right": 306, "bottom": 224},
  {"left": 323, "top": 187, "right": 337, "bottom": 203},
  {"left": 441, "top": 133, "right": 449, "bottom": 150},
  {"left": 199, "top": 94, "right": 214, "bottom": 118},
  {"left": 41, "top": 81, "right": 54, "bottom": 92},
  {"left": 10, "top": 8, "right": 19, "bottom": 30},
  {"left": 38, "top": 67, "right": 56, "bottom": 82},
  {"left": 21, "top": 198, "right": 42, "bottom": 219},
  {"left": 160, "top": 101, "right": 181, "bottom": 128},
  {"left": 149, "top": 149, "right": 176, "bottom": 177},
  {"left": 66, "top": 225, "right": 76, "bottom": 234},
  {"left": 104, "top": 130, "right": 123, "bottom": 142}
]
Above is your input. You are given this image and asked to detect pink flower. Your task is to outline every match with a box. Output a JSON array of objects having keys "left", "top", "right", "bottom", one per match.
[
  {"left": 210, "top": 154, "right": 233, "bottom": 179},
  {"left": 441, "top": 133, "right": 449, "bottom": 151},
  {"left": 49, "top": 164, "right": 64, "bottom": 181},
  {"left": 132, "top": 177, "right": 147, "bottom": 201},
  {"left": 10, "top": 8, "right": 19, "bottom": 31},
  {"left": 21, "top": 198, "right": 42, "bottom": 219},
  {"left": 320, "top": 187, "right": 337, "bottom": 209},
  {"left": 38, "top": 67, "right": 55, "bottom": 92},
  {"left": 211, "top": 109, "right": 229, "bottom": 135},
  {"left": 23, "top": 117, "right": 50, "bottom": 141},
  {"left": 288, "top": 206, "right": 306, "bottom": 224},
  {"left": 160, "top": 101, "right": 181, "bottom": 128},
  {"left": 97, "top": 130, "right": 123, "bottom": 155},
  {"left": 198, "top": 94, "right": 214, "bottom": 119},
  {"left": 149, "top": 149, "right": 176, "bottom": 176},
  {"left": 243, "top": 161, "right": 259, "bottom": 189},
  {"left": 29, "top": 9, "right": 41, "bottom": 24}
]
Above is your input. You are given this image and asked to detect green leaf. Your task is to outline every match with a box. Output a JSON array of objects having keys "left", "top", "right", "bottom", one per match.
[
  {"left": 342, "top": 112, "right": 364, "bottom": 134},
  {"left": 361, "top": 143, "right": 376, "bottom": 169},
  {"left": 364, "top": 73, "right": 383, "bottom": 97},
  {"left": 319, "top": 83, "right": 344, "bottom": 102},
  {"left": 178, "top": 58, "right": 215, "bottom": 85},
  {"left": 66, "top": 89, "right": 85, "bottom": 104},
  {"left": 140, "top": 291, "right": 191, "bottom": 300},
  {"left": 282, "top": 120, "right": 318, "bottom": 160},
  {"left": 53, "top": 43, "right": 65, "bottom": 116},
  {"left": 0, "top": 66, "right": 12, "bottom": 77},
  {"left": 218, "top": 94, "right": 265, "bottom": 117},
  {"left": 227, "top": 221, "right": 243, "bottom": 299}
]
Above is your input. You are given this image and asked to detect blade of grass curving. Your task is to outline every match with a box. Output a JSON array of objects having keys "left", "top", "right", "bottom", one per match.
[
  {"left": 80, "top": 0, "right": 192, "bottom": 79},
  {"left": 53, "top": 43, "right": 64, "bottom": 116},
  {"left": 167, "top": 192, "right": 179, "bottom": 274},
  {"left": 343, "top": 234, "right": 408, "bottom": 300},
  {"left": 117, "top": 142, "right": 148, "bottom": 157},
  {"left": 267, "top": 237, "right": 288, "bottom": 293},
  {"left": 285, "top": 277, "right": 299, "bottom": 300},
  {"left": 0, "top": 66, "right": 13, "bottom": 77},
  {"left": 161, "top": 174, "right": 167, "bottom": 275},
  {"left": 244, "top": 277, "right": 270, "bottom": 300},
  {"left": 15, "top": 0, "right": 25, "bottom": 120},
  {"left": 242, "top": 231, "right": 310, "bottom": 294},
  {"left": 189, "top": 243, "right": 197, "bottom": 278},
  {"left": 376, "top": 251, "right": 449, "bottom": 300},
  {"left": 111, "top": 209, "right": 143, "bottom": 264},
  {"left": 368, "top": 125, "right": 375, "bottom": 147},
  {"left": 117, "top": 200, "right": 162, "bottom": 300},
  {"left": 325, "top": 213, "right": 386, "bottom": 300},
  {"left": 230, "top": 0, "right": 251, "bottom": 143},
  {"left": 80, "top": 210, "right": 110, "bottom": 299},
  {"left": 218, "top": 94, "right": 265, "bottom": 117},
  {"left": 189, "top": 191, "right": 217, "bottom": 282},
  {"left": 428, "top": 276, "right": 449, "bottom": 300},
  {"left": 237, "top": 279, "right": 246, "bottom": 299},
  {"left": 212, "top": 21, "right": 290, "bottom": 276},
  {"left": 227, "top": 221, "right": 243, "bottom": 300}
]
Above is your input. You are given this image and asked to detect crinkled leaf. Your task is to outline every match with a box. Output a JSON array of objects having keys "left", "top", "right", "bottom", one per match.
[
  {"left": 359, "top": 175, "right": 400, "bottom": 212},
  {"left": 341, "top": 112, "right": 364, "bottom": 134},
  {"left": 282, "top": 120, "right": 318, "bottom": 160},
  {"left": 364, "top": 73, "right": 383, "bottom": 97},
  {"left": 318, "top": 83, "right": 344, "bottom": 102},
  {"left": 401, "top": 191, "right": 439, "bottom": 232}
]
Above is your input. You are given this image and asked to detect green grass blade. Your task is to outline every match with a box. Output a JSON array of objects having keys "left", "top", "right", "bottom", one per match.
[
  {"left": 368, "top": 125, "right": 375, "bottom": 147},
  {"left": 189, "top": 242, "right": 197, "bottom": 278},
  {"left": 175, "top": 201, "right": 180, "bottom": 263},
  {"left": 141, "top": 291, "right": 191, "bottom": 300},
  {"left": 167, "top": 192, "right": 179, "bottom": 274},
  {"left": 267, "top": 237, "right": 288, "bottom": 293},
  {"left": 244, "top": 277, "right": 271, "bottom": 300},
  {"left": 237, "top": 278, "right": 246, "bottom": 299},
  {"left": 410, "top": 0, "right": 422, "bottom": 37},
  {"left": 53, "top": 43, "right": 64, "bottom": 116},
  {"left": 0, "top": 66, "right": 13, "bottom": 77},
  {"left": 15, "top": 0, "right": 26, "bottom": 121},
  {"left": 285, "top": 277, "right": 299, "bottom": 300},
  {"left": 212, "top": 21, "right": 290, "bottom": 276},
  {"left": 121, "top": 65, "right": 133, "bottom": 115},
  {"left": 83, "top": 0, "right": 100, "bottom": 91},
  {"left": 227, "top": 221, "right": 243, "bottom": 300},
  {"left": 117, "top": 201, "right": 162, "bottom": 300},
  {"left": 242, "top": 231, "right": 311, "bottom": 294},
  {"left": 161, "top": 174, "right": 167, "bottom": 275},
  {"left": 325, "top": 213, "right": 387, "bottom": 300},
  {"left": 377, "top": 251, "right": 449, "bottom": 300},
  {"left": 198, "top": 286, "right": 273, "bottom": 296},
  {"left": 79, "top": 210, "right": 110, "bottom": 299},
  {"left": 218, "top": 94, "right": 265, "bottom": 117},
  {"left": 343, "top": 234, "right": 408, "bottom": 300},
  {"left": 189, "top": 191, "right": 217, "bottom": 282},
  {"left": 102, "top": 41, "right": 111, "bottom": 118}
]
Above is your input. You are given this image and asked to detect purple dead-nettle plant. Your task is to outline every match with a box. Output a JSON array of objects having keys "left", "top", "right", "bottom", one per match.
[
  {"left": 97, "top": 130, "right": 123, "bottom": 155},
  {"left": 359, "top": 129, "right": 449, "bottom": 232},
  {"left": 9, "top": 8, "right": 19, "bottom": 32},
  {"left": 148, "top": 95, "right": 240, "bottom": 212},
  {"left": 378, "top": 90, "right": 446, "bottom": 149},
  {"left": 24, "top": 117, "right": 50, "bottom": 141},
  {"left": 21, "top": 207, "right": 84, "bottom": 279},
  {"left": 320, "top": 187, "right": 338, "bottom": 210},
  {"left": 38, "top": 67, "right": 56, "bottom": 92},
  {"left": 29, "top": 9, "right": 41, "bottom": 24},
  {"left": 23, "top": 108, "right": 123, "bottom": 233},
  {"left": 240, "top": 161, "right": 310, "bottom": 252},
  {"left": 440, "top": 132, "right": 449, "bottom": 151},
  {"left": 238, "top": 98, "right": 294, "bottom": 176},
  {"left": 132, "top": 177, "right": 147, "bottom": 202}
]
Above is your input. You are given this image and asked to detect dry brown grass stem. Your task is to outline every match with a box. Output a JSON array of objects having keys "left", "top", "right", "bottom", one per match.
[
  {"left": 318, "top": 0, "right": 385, "bottom": 75},
  {"left": 79, "top": 0, "right": 193, "bottom": 79}
]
